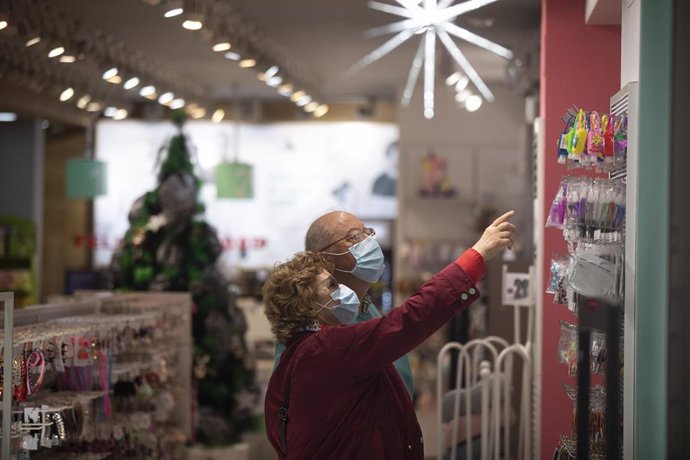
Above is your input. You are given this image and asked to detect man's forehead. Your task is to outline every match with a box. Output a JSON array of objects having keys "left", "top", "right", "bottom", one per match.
[{"left": 329, "top": 212, "right": 363, "bottom": 231}]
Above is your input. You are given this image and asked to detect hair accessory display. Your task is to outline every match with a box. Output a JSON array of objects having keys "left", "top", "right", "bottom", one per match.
[
  {"left": 556, "top": 106, "right": 627, "bottom": 171},
  {"left": 546, "top": 177, "right": 625, "bottom": 244}
]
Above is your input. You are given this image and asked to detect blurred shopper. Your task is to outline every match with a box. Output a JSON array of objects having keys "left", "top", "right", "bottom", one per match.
[
  {"left": 273, "top": 211, "right": 414, "bottom": 397},
  {"left": 263, "top": 211, "right": 516, "bottom": 459}
]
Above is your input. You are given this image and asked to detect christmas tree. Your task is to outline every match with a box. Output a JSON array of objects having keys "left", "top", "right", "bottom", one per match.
[{"left": 110, "top": 112, "right": 258, "bottom": 445}]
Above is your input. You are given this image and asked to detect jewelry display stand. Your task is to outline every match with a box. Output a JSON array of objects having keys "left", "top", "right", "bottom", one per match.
[{"left": 0, "top": 291, "right": 192, "bottom": 459}]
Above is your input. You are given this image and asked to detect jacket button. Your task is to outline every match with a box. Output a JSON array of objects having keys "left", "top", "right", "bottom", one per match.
[
  {"left": 461, "top": 293, "right": 469, "bottom": 301},
  {"left": 469, "top": 288, "right": 476, "bottom": 295}
]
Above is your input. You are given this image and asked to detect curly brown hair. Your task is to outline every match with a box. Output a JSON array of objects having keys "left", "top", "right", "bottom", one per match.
[{"left": 263, "top": 251, "right": 334, "bottom": 344}]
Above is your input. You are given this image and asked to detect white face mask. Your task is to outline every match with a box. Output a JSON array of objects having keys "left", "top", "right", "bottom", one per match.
[
  {"left": 315, "top": 283, "right": 361, "bottom": 324},
  {"left": 323, "top": 235, "right": 385, "bottom": 283}
]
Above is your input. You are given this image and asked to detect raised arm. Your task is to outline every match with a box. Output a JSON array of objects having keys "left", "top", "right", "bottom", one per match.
[{"left": 317, "top": 211, "right": 517, "bottom": 377}]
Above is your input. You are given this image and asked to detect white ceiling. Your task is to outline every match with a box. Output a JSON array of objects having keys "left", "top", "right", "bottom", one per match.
[{"left": 41, "top": 0, "right": 540, "bottom": 103}]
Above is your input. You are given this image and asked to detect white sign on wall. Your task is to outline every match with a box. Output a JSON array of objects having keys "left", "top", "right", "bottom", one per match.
[
  {"left": 94, "top": 121, "right": 398, "bottom": 269},
  {"left": 502, "top": 265, "right": 533, "bottom": 306}
]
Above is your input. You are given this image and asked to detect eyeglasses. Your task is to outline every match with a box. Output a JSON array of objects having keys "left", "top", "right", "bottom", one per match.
[
  {"left": 317, "top": 275, "right": 339, "bottom": 291},
  {"left": 319, "top": 227, "right": 375, "bottom": 252}
]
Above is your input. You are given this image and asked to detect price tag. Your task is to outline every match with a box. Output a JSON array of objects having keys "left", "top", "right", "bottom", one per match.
[{"left": 502, "top": 267, "right": 533, "bottom": 306}]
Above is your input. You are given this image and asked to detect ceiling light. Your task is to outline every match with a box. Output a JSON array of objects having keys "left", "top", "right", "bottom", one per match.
[
  {"left": 295, "top": 95, "right": 312, "bottom": 107},
  {"left": 353, "top": 0, "right": 512, "bottom": 118},
  {"left": 313, "top": 104, "right": 329, "bottom": 118},
  {"left": 277, "top": 84, "right": 293, "bottom": 96},
  {"left": 445, "top": 72, "right": 462, "bottom": 86},
  {"left": 139, "top": 85, "right": 157, "bottom": 99},
  {"left": 76, "top": 95, "right": 91, "bottom": 109},
  {"left": 264, "top": 65, "right": 279, "bottom": 78},
  {"left": 104, "top": 107, "right": 117, "bottom": 117},
  {"left": 59, "top": 88, "right": 75, "bottom": 102},
  {"left": 182, "top": 19, "right": 202, "bottom": 30},
  {"left": 48, "top": 46, "right": 65, "bottom": 58},
  {"left": 86, "top": 102, "right": 103, "bottom": 112},
  {"left": 102, "top": 67, "right": 119, "bottom": 80},
  {"left": 0, "top": 112, "right": 17, "bottom": 122},
  {"left": 113, "top": 109, "right": 128, "bottom": 120},
  {"left": 169, "top": 98, "right": 185, "bottom": 109},
  {"left": 238, "top": 58, "right": 256, "bottom": 68},
  {"left": 212, "top": 109, "right": 225, "bottom": 123},
  {"left": 25, "top": 36, "right": 41, "bottom": 47},
  {"left": 158, "top": 92, "right": 174, "bottom": 105},
  {"left": 164, "top": 7, "right": 183, "bottom": 17},
  {"left": 464, "top": 95, "right": 483, "bottom": 112},
  {"left": 164, "top": 1, "right": 183, "bottom": 17},
  {"left": 190, "top": 107, "right": 206, "bottom": 119},
  {"left": 266, "top": 76, "right": 283, "bottom": 87},
  {"left": 212, "top": 41, "right": 231, "bottom": 52},
  {"left": 123, "top": 77, "right": 140, "bottom": 90},
  {"left": 304, "top": 101, "right": 319, "bottom": 113},
  {"left": 455, "top": 89, "right": 472, "bottom": 103},
  {"left": 455, "top": 75, "right": 470, "bottom": 92},
  {"left": 223, "top": 51, "right": 240, "bottom": 61},
  {"left": 290, "top": 90, "right": 305, "bottom": 102},
  {"left": 59, "top": 55, "right": 76, "bottom": 63},
  {"left": 185, "top": 103, "right": 199, "bottom": 112},
  {"left": 0, "top": 21, "right": 7, "bottom": 31}
]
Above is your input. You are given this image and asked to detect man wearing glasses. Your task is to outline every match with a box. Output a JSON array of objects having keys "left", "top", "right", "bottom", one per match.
[{"left": 273, "top": 211, "right": 414, "bottom": 398}]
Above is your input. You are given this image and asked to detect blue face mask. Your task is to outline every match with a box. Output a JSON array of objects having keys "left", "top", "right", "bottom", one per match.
[
  {"left": 325, "top": 235, "right": 385, "bottom": 283},
  {"left": 316, "top": 284, "right": 361, "bottom": 324}
]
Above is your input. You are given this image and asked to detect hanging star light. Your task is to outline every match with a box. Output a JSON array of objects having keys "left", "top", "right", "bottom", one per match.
[{"left": 350, "top": 0, "right": 513, "bottom": 119}]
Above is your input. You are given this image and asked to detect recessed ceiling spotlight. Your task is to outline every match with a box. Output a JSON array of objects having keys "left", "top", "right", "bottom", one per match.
[
  {"left": 0, "top": 21, "right": 7, "bottom": 31},
  {"left": 266, "top": 76, "right": 283, "bottom": 87},
  {"left": 102, "top": 67, "right": 119, "bottom": 80},
  {"left": 123, "top": 77, "right": 141, "bottom": 90},
  {"left": 76, "top": 95, "right": 91, "bottom": 109},
  {"left": 182, "top": 19, "right": 202, "bottom": 30},
  {"left": 59, "top": 88, "right": 75, "bottom": 102},
  {"left": 455, "top": 89, "right": 472, "bottom": 103},
  {"left": 212, "top": 41, "right": 231, "bottom": 52},
  {"left": 445, "top": 72, "right": 462, "bottom": 86},
  {"left": 59, "top": 55, "right": 76, "bottom": 63},
  {"left": 25, "top": 35, "right": 41, "bottom": 47},
  {"left": 190, "top": 107, "right": 206, "bottom": 119},
  {"left": 304, "top": 101, "right": 319, "bottom": 113},
  {"left": 289, "top": 90, "right": 305, "bottom": 102},
  {"left": 163, "top": 1, "right": 183, "bottom": 17},
  {"left": 169, "top": 98, "right": 186, "bottom": 109},
  {"left": 295, "top": 95, "right": 312, "bottom": 107},
  {"left": 464, "top": 95, "right": 483, "bottom": 112},
  {"left": 0, "top": 112, "right": 18, "bottom": 122},
  {"left": 212, "top": 109, "right": 225, "bottom": 123},
  {"left": 313, "top": 104, "right": 329, "bottom": 118},
  {"left": 158, "top": 92, "right": 174, "bottom": 105},
  {"left": 48, "top": 46, "right": 65, "bottom": 58},
  {"left": 113, "top": 109, "right": 128, "bottom": 120},
  {"left": 223, "top": 51, "right": 241, "bottom": 61},
  {"left": 277, "top": 84, "right": 293, "bottom": 96},
  {"left": 455, "top": 75, "right": 470, "bottom": 92},
  {"left": 238, "top": 58, "right": 256, "bottom": 68},
  {"left": 139, "top": 85, "right": 157, "bottom": 98},
  {"left": 86, "top": 102, "right": 103, "bottom": 112}
]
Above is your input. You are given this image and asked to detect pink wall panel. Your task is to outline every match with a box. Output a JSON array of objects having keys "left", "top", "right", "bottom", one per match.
[{"left": 539, "top": 0, "right": 621, "bottom": 454}]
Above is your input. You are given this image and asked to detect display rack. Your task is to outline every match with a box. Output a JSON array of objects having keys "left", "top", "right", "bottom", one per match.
[{"left": 0, "top": 291, "right": 192, "bottom": 459}]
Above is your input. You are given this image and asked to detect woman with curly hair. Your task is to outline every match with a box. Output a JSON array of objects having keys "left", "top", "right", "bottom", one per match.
[{"left": 263, "top": 211, "right": 516, "bottom": 460}]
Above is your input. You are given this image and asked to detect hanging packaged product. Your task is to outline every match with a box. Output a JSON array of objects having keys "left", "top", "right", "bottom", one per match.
[
  {"left": 569, "top": 109, "right": 588, "bottom": 159},
  {"left": 586, "top": 111, "right": 604, "bottom": 161},
  {"left": 555, "top": 105, "right": 627, "bottom": 172},
  {"left": 546, "top": 176, "right": 625, "bottom": 244}
]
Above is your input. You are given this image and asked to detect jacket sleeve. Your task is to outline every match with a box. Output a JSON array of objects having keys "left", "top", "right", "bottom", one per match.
[{"left": 314, "top": 261, "right": 480, "bottom": 378}]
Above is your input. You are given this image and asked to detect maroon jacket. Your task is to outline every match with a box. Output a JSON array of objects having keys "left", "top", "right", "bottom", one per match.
[{"left": 265, "top": 260, "right": 481, "bottom": 460}]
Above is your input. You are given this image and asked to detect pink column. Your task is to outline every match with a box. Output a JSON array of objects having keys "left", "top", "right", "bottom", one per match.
[{"left": 539, "top": 0, "right": 620, "bottom": 454}]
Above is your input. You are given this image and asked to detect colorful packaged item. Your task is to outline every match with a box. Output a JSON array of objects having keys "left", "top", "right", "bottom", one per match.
[
  {"left": 602, "top": 114, "right": 615, "bottom": 162},
  {"left": 586, "top": 111, "right": 604, "bottom": 159},
  {"left": 569, "top": 109, "right": 587, "bottom": 158}
]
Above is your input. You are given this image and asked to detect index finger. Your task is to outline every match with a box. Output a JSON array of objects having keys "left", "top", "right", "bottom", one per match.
[{"left": 492, "top": 210, "right": 515, "bottom": 227}]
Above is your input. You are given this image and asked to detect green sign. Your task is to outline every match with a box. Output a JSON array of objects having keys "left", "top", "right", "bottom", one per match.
[
  {"left": 215, "top": 162, "right": 254, "bottom": 199},
  {"left": 66, "top": 158, "right": 107, "bottom": 199}
]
